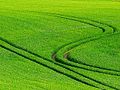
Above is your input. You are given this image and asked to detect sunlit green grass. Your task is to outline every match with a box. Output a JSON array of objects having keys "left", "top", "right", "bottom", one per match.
[{"left": 0, "top": 0, "right": 120, "bottom": 90}]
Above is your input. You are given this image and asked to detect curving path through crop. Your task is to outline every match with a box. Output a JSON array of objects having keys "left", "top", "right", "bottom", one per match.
[
  {"left": 0, "top": 10, "right": 119, "bottom": 89},
  {"left": 51, "top": 14, "right": 120, "bottom": 74}
]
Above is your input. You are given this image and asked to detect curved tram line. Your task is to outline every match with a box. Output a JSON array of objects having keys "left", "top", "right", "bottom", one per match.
[
  {"left": 51, "top": 14, "right": 120, "bottom": 73},
  {"left": 0, "top": 11, "right": 119, "bottom": 89}
]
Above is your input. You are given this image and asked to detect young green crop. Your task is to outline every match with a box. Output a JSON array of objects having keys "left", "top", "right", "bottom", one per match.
[{"left": 0, "top": 0, "right": 120, "bottom": 90}]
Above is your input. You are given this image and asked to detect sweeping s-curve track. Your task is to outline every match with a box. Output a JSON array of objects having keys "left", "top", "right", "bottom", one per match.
[
  {"left": 0, "top": 37, "right": 119, "bottom": 90},
  {"left": 51, "top": 14, "right": 119, "bottom": 73},
  {"left": 0, "top": 10, "right": 119, "bottom": 89}
]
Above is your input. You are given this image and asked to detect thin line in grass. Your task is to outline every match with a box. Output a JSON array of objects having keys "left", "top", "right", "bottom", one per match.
[
  {"left": 0, "top": 32, "right": 117, "bottom": 89},
  {"left": 51, "top": 13, "right": 119, "bottom": 73},
  {"left": 0, "top": 37, "right": 113, "bottom": 89},
  {"left": 0, "top": 43, "right": 119, "bottom": 90},
  {"left": 63, "top": 27, "right": 119, "bottom": 72},
  {"left": 0, "top": 11, "right": 119, "bottom": 89},
  {"left": 0, "top": 45, "right": 101, "bottom": 89}
]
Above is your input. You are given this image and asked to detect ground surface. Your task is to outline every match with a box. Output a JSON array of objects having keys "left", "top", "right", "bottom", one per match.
[{"left": 0, "top": 0, "right": 120, "bottom": 90}]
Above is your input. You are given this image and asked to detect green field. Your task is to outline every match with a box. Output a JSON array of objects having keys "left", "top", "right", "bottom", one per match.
[{"left": 0, "top": 0, "right": 120, "bottom": 90}]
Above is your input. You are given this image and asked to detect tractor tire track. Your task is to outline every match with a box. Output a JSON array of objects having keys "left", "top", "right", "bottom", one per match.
[
  {"left": 63, "top": 26, "right": 119, "bottom": 72},
  {"left": 0, "top": 41, "right": 102, "bottom": 89},
  {"left": 0, "top": 44, "right": 100, "bottom": 89},
  {"left": 0, "top": 13, "right": 104, "bottom": 89},
  {"left": 0, "top": 11, "right": 119, "bottom": 89},
  {"left": 58, "top": 15, "right": 118, "bottom": 73},
  {"left": 0, "top": 42, "right": 118, "bottom": 90},
  {"left": 51, "top": 14, "right": 120, "bottom": 73},
  {"left": 1, "top": 34, "right": 118, "bottom": 89}
]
